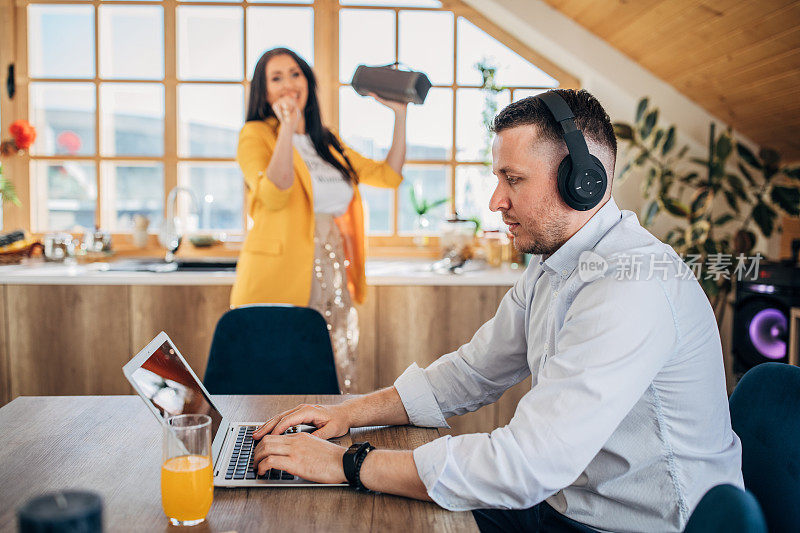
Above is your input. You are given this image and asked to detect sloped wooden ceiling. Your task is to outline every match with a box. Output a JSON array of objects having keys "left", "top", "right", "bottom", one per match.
[{"left": 540, "top": 0, "right": 800, "bottom": 162}]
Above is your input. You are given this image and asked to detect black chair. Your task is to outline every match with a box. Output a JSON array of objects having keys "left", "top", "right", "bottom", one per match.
[
  {"left": 729, "top": 362, "right": 800, "bottom": 532},
  {"left": 684, "top": 484, "right": 766, "bottom": 533},
  {"left": 203, "top": 304, "right": 340, "bottom": 395}
]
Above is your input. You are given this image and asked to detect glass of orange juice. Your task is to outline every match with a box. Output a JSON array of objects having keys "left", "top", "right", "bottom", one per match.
[{"left": 161, "top": 414, "right": 213, "bottom": 526}]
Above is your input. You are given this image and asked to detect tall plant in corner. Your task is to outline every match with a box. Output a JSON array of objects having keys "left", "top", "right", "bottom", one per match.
[{"left": 614, "top": 98, "right": 800, "bottom": 322}]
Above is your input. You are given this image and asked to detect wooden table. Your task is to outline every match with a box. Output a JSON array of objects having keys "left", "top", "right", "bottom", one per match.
[{"left": 0, "top": 395, "right": 477, "bottom": 532}]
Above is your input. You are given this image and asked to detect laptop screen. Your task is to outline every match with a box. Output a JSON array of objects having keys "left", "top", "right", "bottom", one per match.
[{"left": 129, "top": 340, "right": 223, "bottom": 438}]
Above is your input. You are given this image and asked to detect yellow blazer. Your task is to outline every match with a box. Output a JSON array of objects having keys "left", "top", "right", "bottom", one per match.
[{"left": 230, "top": 117, "right": 402, "bottom": 308}]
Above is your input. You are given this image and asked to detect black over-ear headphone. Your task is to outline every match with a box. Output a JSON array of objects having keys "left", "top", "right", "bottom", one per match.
[{"left": 537, "top": 92, "right": 607, "bottom": 211}]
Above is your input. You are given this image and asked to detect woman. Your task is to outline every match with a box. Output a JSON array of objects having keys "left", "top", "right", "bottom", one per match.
[{"left": 231, "top": 48, "right": 407, "bottom": 391}]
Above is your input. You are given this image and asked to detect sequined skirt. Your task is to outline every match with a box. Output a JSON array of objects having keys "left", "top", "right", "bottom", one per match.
[{"left": 308, "top": 213, "right": 359, "bottom": 392}]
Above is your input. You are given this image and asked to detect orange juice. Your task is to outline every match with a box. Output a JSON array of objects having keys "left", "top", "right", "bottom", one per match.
[{"left": 160, "top": 454, "right": 213, "bottom": 522}]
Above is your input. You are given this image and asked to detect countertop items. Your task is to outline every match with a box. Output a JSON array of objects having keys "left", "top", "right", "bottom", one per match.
[{"left": 0, "top": 257, "right": 524, "bottom": 286}]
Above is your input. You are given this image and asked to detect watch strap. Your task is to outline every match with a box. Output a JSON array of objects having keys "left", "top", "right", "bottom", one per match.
[{"left": 342, "top": 442, "right": 376, "bottom": 492}]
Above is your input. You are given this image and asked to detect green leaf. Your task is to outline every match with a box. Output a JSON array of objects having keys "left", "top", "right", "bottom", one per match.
[
  {"left": 716, "top": 134, "right": 732, "bottom": 162},
  {"left": 724, "top": 190, "right": 739, "bottom": 213},
  {"left": 640, "top": 110, "right": 658, "bottom": 139},
  {"left": 613, "top": 123, "right": 634, "bottom": 141},
  {"left": 690, "top": 157, "right": 710, "bottom": 167},
  {"left": 662, "top": 126, "right": 676, "bottom": 156},
  {"left": 726, "top": 173, "right": 748, "bottom": 200},
  {"left": 714, "top": 213, "right": 735, "bottom": 226},
  {"left": 0, "top": 177, "right": 21, "bottom": 207},
  {"left": 784, "top": 167, "right": 800, "bottom": 181},
  {"left": 736, "top": 142, "right": 762, "bottom": 169},
  {"left": 634, "top": 149, "right": 649, "bottom": 166},
  {"left": 428, "top": 197, "right": 450, "bottom": 210},
  {"left": 409, "top": 186, "right": 421, "bottom": 215},
  {"left": 617, "top": 162, "right": 632, "bottom": 180},
  {"left": 677, "top": 145, "right": 689, "bottom": 159},
  {"left": 635, "top": 98, "right": 649, "bottom": 123},
  {"left": 643, "top": 167, "right": 657, "bottom": 195},
  {"left": 652, "top": 129, "right": 664, "bottom": 149},
  {"left": 660, "top": 197, "right": 691, "bottom": 218},
  {"left": 642, "top": 200, "right": 659, "bottom": 227},
  {"left": 737, "top": 163, "right": 756, "bottom": 186},
  {"left": 770, "top": 185, "right": 800, "bottom": 216},
  {"left": 760, "top": 148, "right": 780, "bottom": 167},
  {"left": 752, "top": 202, "right": 778, "bottom": 237},
  {"left": 681, "top": 172, "right": 699, "bottom": 184},
  {"left": 691, "top": 187, "right": 712, "bottom": 216}
]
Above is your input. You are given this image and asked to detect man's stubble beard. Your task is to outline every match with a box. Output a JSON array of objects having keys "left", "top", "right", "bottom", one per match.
[{"left": 513, "top": 209, "right": 571, "bottom": 256}]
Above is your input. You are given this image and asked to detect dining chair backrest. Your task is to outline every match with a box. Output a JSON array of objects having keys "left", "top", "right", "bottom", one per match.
[
  {"left": 683, "top": 484, "right": 766, "bottom": 533},
  {"left": 203, "top": 304, "right": 340, "bottom": 395},
  {"left": 728, "top": 362, "right": 800, "bottom": 532}
]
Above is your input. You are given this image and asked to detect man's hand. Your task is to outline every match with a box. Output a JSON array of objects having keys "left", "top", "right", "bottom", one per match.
[
  {"left": 253, "top": 403, "right": 352, "bottom": 440},
  {"left": 253, "top": 432, "right": 347, "bottom": 484}
]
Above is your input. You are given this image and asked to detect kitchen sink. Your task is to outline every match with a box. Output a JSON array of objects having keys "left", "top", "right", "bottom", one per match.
[{"left": 104, "top": 258, "right": 237, "bottom": 272}]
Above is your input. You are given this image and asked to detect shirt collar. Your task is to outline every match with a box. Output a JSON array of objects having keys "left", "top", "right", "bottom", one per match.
[{"left": 542, "top": 197, "right": 622, "bottom": 278}]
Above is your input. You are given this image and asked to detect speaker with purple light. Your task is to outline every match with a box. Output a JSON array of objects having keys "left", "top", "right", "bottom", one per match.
[{"left": 733, "top": 261, "right": 800, "bottom": 381}]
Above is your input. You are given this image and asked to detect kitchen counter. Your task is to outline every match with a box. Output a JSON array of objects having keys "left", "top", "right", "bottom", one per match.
[
  {"left": 0, "top": 257, "right": 526, "bottom": 435},
  {"left": 0, "top": 258, "right": 524, "bottom": 286}
]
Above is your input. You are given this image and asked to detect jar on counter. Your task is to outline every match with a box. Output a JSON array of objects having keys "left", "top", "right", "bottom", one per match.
[{"left": 482, "top": 231, "right": 509, "bottom": 268}]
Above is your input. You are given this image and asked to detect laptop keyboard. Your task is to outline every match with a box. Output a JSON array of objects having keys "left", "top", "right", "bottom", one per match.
[{"left": 225, "top": 425, "right": 296, "bottom": 481}]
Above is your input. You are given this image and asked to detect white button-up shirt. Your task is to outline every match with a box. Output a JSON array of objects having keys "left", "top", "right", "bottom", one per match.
[{"left": 394, "top": 198, "right": 743, "bottom": 532}]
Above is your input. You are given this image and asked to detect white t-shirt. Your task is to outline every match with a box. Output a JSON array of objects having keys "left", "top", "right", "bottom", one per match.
[{"left": 293, "top": 133, "right": 354, "bottom": 216}]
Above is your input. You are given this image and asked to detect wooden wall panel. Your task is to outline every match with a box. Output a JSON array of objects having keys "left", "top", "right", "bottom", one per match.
[
  {"left": 129, "top": 285, "right": 231, "bottom": 380},
  {"left": 0, "top": 286, "right": 8, "bottom": 405},
  {"left": 376, "top": 285, "right": 509, "bottom": 435},
  {"left": 6, "top": 285, "right": 131, "bottom": 397},
  {"left": 353, "top": 285, "right": 378, "bottom": 394}
]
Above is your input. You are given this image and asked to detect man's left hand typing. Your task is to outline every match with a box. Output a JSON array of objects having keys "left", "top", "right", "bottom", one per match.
[{"left": 253, "top": 432, "right": 347, "bottom": 484}]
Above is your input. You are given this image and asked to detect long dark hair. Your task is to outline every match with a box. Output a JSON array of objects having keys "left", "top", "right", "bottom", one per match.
[{"left": 246, "top": 48, "right": 358, "bottom": 183}]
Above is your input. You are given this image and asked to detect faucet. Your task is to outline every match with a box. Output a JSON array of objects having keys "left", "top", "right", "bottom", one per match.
[{"left": 160, "top": 186, "right": 200, "bottom": 262}]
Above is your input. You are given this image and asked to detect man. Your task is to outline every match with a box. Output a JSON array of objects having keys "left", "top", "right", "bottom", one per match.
[{"left": 252, "top": 89, "right": 743, "bottom": 532}]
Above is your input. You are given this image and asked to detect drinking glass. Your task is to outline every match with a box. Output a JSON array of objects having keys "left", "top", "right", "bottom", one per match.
[{"left": 161, "top": 414, "right": 213, "bottom": 526}]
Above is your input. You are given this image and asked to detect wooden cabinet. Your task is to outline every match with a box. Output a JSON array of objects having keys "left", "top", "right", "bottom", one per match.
[
  {"left": 129, "top": 285, "right": 232, "bottom": 379},
  {"left": 0, "top": 283, "right": 527, "bottom": 435},
  {"left": 5, "top": 285, "right": 132, "bottom": 398}
]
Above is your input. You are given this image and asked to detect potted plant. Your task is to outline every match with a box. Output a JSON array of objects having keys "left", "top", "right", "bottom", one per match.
[
  {"left": 409, "top": 184, "right": 449, "bottom": 246},
  {"left": 614, "top": 98, "right": 800, "bottom": 322}
]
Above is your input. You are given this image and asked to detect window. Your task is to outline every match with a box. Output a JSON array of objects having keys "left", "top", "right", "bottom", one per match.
[{"left": 5, "top": 0, "right": 577, "bottom": 252}]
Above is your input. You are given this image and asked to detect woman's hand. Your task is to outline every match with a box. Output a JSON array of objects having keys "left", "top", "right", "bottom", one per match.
[
  {"left": 253, "top": 432, "right": 347, "bottom": 484},
  {"left": 370, "top": 93, "right": 408, "bottom": 116},
  {"left": 272, "top": 95, "right": 302, "bottom": 132},
  {"left": 253, "top": 403, "right": 353, "bottom": 440}
]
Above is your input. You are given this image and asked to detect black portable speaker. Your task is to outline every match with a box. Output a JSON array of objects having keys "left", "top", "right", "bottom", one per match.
[{"left": 351, "top": 65, "right": 431, "bottom": 105}]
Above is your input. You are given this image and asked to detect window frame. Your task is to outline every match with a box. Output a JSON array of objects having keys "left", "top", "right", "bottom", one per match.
[{"left": 0, "top": 0, "right": 579, "bottom": 257}]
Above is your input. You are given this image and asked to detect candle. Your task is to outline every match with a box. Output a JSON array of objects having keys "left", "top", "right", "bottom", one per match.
[{"left": 17, "top": 491, "right": 102, "bottom": 532}]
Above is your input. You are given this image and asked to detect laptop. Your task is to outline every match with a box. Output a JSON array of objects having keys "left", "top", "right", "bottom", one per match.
[{"left": 123, "top": 331, "right": 347, "bottom": 488}]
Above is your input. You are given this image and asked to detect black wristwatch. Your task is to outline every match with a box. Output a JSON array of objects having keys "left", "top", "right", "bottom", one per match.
[{"left": 343, "top": 442, "right": 376, "bottom": 492}]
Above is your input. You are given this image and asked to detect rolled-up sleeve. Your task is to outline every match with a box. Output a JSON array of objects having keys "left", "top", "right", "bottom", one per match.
[
  {"left": 236, "top": 123, "right": 293, "bottom": 213},
  {"left": 408, "top": 275, "right": 678, "bottom": 511}
]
